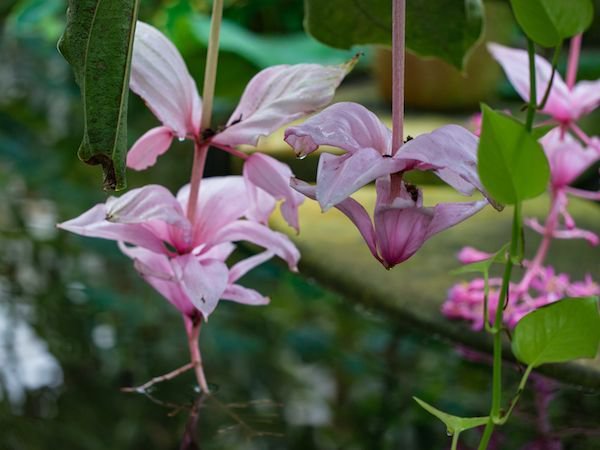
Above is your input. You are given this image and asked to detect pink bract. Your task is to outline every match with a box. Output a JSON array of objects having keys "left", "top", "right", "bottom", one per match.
[
  {"left": 58, "top": 177, "right": 300, "bottom": 320},
  {"left": 285, "top": 102, "right": 494, "bottom": 268}
]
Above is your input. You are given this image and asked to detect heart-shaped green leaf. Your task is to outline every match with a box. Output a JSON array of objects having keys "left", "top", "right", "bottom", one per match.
[
  {"left": 512, "top": 297, "right": 600, "bottom": 367},
  {"left": 477, "top": 105, "right": 549, "bottom": 204},
  {"left": 510, "top": 0, "right": 594, "bottom": 47},
  {"left": 303, "top": 0, "right": 484, "bottom": 70},
  {"left": 58, "top": 0, "right": 139, "bottom": 191}
]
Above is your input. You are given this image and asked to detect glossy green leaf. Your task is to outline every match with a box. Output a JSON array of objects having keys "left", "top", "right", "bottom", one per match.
[
  {"left": 510, "top": 0, "right": 594, "bottom": 47},
  {"left": 58, "top": 0, "right": 139, "bottom": 191},
  {"left": 413, "top": 397, "right": 488, "bottom": 434},
  {"left": 303, "top": 0, "right": 484, "bottom": 69},
  {"left": 512, "top": 297, "right": 600, "bottom": 367},
  {"left": 477, "top": 105, "right": 549, "bottom": 204}
]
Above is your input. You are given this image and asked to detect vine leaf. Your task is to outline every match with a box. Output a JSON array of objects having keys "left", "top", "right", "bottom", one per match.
[{"left": 58, "top": 0, "right": 139, "bottom": 191}]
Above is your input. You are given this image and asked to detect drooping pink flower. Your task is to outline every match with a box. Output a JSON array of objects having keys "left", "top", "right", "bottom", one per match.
[
  {"left": 58, "top": 177, "right": 299, "bottom": 320},
  {"left": 127, "top": 22, "right": 352, "bottom": 229},
  {"left": 285, "top": 102, "right": 494, "bottom": 268},
  {"left": 285, "top": 103, "right": 496, "bottom": 268}
]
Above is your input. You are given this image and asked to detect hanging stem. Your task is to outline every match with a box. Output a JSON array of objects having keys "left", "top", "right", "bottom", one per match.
[
  {"left": 566, "top": 34, "right": 582, "bottom": 90},
  {"left": 187, "top": 318, "right": 210, "bottom": 394},
  {"left": 391, "top": 0, "right": 405, "bottom": 156},
  {"left": 186, "top": 0, "right": 224, "bottom": 222},
  {"left": 537, "top": 44, "right": 561, "bottom": 110},
  {"left": 525, "top": 39, "right": 538, "bottom": 131}
]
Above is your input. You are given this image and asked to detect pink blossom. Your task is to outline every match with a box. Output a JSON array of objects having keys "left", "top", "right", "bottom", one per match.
[
  {"left": 442, "top": 249, "right": 600, "bottom": 330},
  {"left": 127, "top": 22, "right": 351, "bottom": 229},
  {"left": 285, "top": 102, "right": 494, "bottom": 268},
  {"left": 58, "top": 177, "right": 299, "bottom": 320},
  {"left": 488, "top": 43, "right": 600, "bottom": 128}
]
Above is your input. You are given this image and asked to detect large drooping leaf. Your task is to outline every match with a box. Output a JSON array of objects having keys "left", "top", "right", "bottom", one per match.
[
  {"left": 510, "top": 0, "right": 594, "bottom": 47},
  {"left": 58, "top": 0, "right": 139, "bottom": 191},
  {"left": 303, "top": 0, "right": 484, "bottom": 69},
  {"left": 477, "top": 105, "right": 549, "bottom": 204},
  {"left": 512, "top": 297, "right": 600, "bottom": 367}
]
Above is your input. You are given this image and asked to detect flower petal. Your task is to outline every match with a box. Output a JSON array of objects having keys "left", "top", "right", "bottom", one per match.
[
  {"left": 487, "top": 43, "right": 571, "bottom": 121},
  {"left": 120, "top": 244, "right": 197, "bottom": 316},
  {"left": 397, "top": 125, "right": 486, "bottom": 197},
  {"left": 221, "top": 284, "right": 270, "bottom": 306},
  {"left": 58, "top": 204, "right": 168, "bottom": 254},
  {"left": 457, "top": 246, "right": 494, "bottom": 264},
  {"left": 214, "top": 62, "right": 352, "bottom": 147},
  {"left": 212, "top": 220, "right": 300, "bottom": 271},
  {"left": 525, "top": 218, "right": 599, "bottom": 246},
  {"left": 131, "top": 22, "right": 201, "bottom": 138},
  {"left": 243, "top": 153, "right": 304, "bottom": 231},
  {"left": 229, "top": 250, "right": 275, "bottom": 283},
  {"left": 177, "top": 176, "right": 251, "bottom": 244},
  {"left": 316, "top": 150, "right": 403, "bottom": 211},
  {"left": 170, "top": 254, "right": 229, "bottom": 320},
  {"left": 571, "top": 79, "right": 600, "bottom": 119},
  {"left": 425, "top": 200, "right": 489, "bottom": 239},
  {"left": 292, "top": 178, "right": 379, "bottom": 262},
  {"left": 284, "top": 102, "right": 392, "bottom": 157},
  {"left": 127, "top": 126, "right": 174, "bottom": 171}
]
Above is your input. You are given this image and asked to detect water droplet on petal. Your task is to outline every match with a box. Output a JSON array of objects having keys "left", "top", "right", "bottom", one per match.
[
  {"left": 177, "top": 136, "right": 186, "bottom": 142},
  {"left": 296, "top": 153, "right": 307, "bottom": 160}
]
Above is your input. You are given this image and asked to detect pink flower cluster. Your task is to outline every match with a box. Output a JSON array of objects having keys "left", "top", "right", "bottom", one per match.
[{"left": 442, "top": 250, "right": 599, "bottom": 330}]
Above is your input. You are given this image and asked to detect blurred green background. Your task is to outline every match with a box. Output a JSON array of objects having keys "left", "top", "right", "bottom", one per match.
[{"left": 1, "top": 1, "right": 599, "bottom": 449}]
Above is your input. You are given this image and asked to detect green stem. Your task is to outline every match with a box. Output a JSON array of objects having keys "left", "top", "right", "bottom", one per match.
[
  {"left": 477, "top": 203, "right": 521, "bottom": 450},
  {"left": 525, "top": 38, "right": 538, "bottom": 132},
  {"left": 451, "top": 431, "right": 460, "bottom": 450},
  {"left": 497, "top": 365, "right": 533, "bottom": 425},
  {"left": 536, "top": 44, "right": 561, "bottom": 110}
]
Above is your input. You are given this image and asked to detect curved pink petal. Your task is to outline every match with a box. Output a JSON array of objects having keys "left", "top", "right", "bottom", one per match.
[
  {"left": 396, "top": 125, "right": 484, "bottom": 197},
  {"left": 487, "top": 43, "right": 571, "bottom": 121},
  {"left": 177, "top": 177, "right": 251, "bottom": 245},
  {"left": 243, "top": 153, "right": 304, "bottom": 231},
  {"left": 214, "top": 62, "right": 352, "bottom": 147},
  {"left": 571, "top": 80, "right": 600, "bottom": 119},
  {"left": 211, "top": 220, "right": 300, "bottom": 271},
  {"left": 541, "top": 128, "right": 600, "bottom": 187},
  {"left": 425, "top": 200, "right": 489, "bottom": 239},
  {"left": 284, "top": 102, "right": 392, "bottom": 157},
  {"left": 170, "top": 254, "right": 229, "bottom": 320},
  {"left": 58, "top": 204, "right": 168, "bottom": 254},
  {"left": 221, "top": 284, "right": 270, "bottom": 305},
  {"left": 127, "top": 126, "right": 174, "bottom": 171},
  {"left": 229, "top": 250, "right": 275, "bottom": 283},
  {"left": 316, "top": 150, "right": 403, "bottom": 211},
  {"left": 564, "top": 186, "right": 600, "bottom": 201},
  {"left": 119, "top": 244, "right": 196, "bottom": 316},
  {"left": 131, "top": 22, "right": 201, "bottom": 138},
  {"left": 291, "top": 178, "right": 379, "bottom": 262},
  {"left": 105, "top": 184, "right": 191, "bottom": 250},
  {"left": 457, "top": 246, "right": 494, "bottom": 264}
]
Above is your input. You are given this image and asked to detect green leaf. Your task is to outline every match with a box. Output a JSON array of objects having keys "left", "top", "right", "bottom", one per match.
[
  {"left": 58, "top": 0, "right": 139, "bottom": 191},
  {"left": 510, "top": 0, "right": 594, "bottom": 47},
  {"left": 413, "top": 397, "right": 488, "bottom": 435},
  {"left": 303, "top": 0, "right": 484, "bottom": 70},
  {"left": 512, "top": 297, "right": 600, "bottom": 367},
  {"left": 530, "top": 124, "right": 555, "bottom": 141},
  {"left": 477, "top": 105, "right": 549, "bottom": 204}
]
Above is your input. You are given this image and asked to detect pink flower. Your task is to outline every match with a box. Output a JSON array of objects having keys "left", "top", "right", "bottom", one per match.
[
  {"left": 58, "top": 177, "right": 299, "bottom": 320},
  {"left": 285, "top": 102, "right": 494, "bottom": 268},
  {"left": 488, "top": 42, "right": 600, "bottom": 125},
  {"left": 488, "top": 42, "right": 600, "bottom": 151},
  {"left": 127, "top": 22, "right": 352, "bottom": 229}
]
